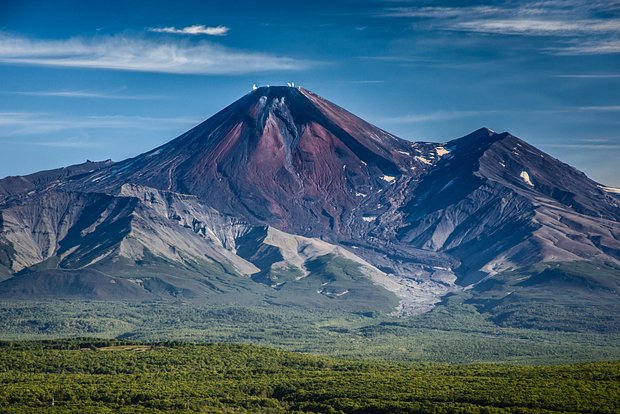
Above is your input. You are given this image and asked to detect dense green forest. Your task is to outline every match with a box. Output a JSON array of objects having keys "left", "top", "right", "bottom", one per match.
[
  {"left": 0, "top": 341, "right": 618, "bottom": 413},
  {"left": 1, "top": 298, "right": 619, "bottom": 364}
]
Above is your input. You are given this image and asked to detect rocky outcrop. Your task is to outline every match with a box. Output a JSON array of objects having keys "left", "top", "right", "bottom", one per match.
[{"left": 1, "top": 86, "right": 619, "bottom": 315}]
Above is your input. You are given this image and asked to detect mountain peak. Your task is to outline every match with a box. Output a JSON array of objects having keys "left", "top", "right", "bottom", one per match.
[
  {"left": 74, "top": 86, "right": 420, "bottom": 235},
  {"left": 448, "top": 127, "right": 505, "bottom": 149},
  {"left": 2, "top": 87, "right": 619, "bottom": 324},
  {"left": 251, "top": 84, "right": 303, "bottom": 93},
  {"left": 249, "top": 84, "right": 305, "bottom": 102}
]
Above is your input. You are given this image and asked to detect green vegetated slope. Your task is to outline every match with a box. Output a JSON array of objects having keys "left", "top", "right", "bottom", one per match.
[
  {"left": 1, "top": 298, "right": 619, "bottom": 364},
  {"left": 0, "top": 341, "right": 618, "bottom": 414},
  {"left": 468, "top": 262, "right": 620, "bottom": 333}
]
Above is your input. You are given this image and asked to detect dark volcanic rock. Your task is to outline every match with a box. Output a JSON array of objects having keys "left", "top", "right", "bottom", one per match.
[
  {"left": 395, "top": 128, "right": 620, "bottom": 283},
  {"left": 0, "top": 159, "right": 113, "bottom": 202},
  {"left": 0, "top": 86, "right": 619, "bottom": 316},
  {"left": 66, "top": 87, "right": 435, "bottom": 238}
]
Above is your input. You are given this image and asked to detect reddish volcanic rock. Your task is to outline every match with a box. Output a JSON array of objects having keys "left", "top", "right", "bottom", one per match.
[
  {"left": 50, "top": 86, "right": 620, "bottom": 285},
  {"left": 1, "top": 85, "right": 619, "bottom": 318},
  {"left": 75, "top": 86, "right": 432, "bottom": 237}
]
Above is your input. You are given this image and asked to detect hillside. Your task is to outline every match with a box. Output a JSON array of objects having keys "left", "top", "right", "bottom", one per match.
[{"left": 0, "top": 86, "right": 618, "bottom": 329}]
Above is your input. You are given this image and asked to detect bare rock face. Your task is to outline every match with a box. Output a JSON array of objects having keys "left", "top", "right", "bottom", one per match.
[
  {"left": 1, "top": 86, "right": 619, "bottom": 317},
  {"left": 395, "top": 128, "right": 620, "bottom": 284},
  {"left": 0, "top": 159, "right": 112, "bottom": 202},
  {"left": 0, "top": 182, "right": 400, "bottom": 313},
  {"left": 68, "top": 87, "right": 432, "bottom": 238}
]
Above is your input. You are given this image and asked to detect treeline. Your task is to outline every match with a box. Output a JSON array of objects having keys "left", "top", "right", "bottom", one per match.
[{"left": 0, "top": 341, "right": 618, "bottom": 413}]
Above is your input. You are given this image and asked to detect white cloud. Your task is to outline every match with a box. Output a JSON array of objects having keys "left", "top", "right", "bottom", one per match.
[
  {"left": 377, "top": 110, "right": 503, "bottom": 124},
  {"left": 375, "top": 105, "right": 620, "bottom": 125},
  {"left": 554, "top": 74, "right": 620, "bottom": 78},
  {"left": 539, "top": 142, "right": 620, "bottom": 150},
  {"left": 380, "top": 0, "right": 620, "bottom": 55},
  {"left": 0, "top": 111, "right": 201, "bottom": 136},
  {"left": 551, "top": 40, "right": 620, "bottom": 55},
  {"left": 11, "top": 90, "right": 157, "bottom": 100},
  {"left": 0, "top": 33, "right": 312, "bottom": 75},
  {"left": 30, "top": 138, "right": 103, "bottom": 149},
  {"left": 577, "top": 105, "right": 620, "bottom": 111},
  {"left": 149, "top": 25, "right": 230, "bottom": 36},
  {"left": 453, "top": 19, "right": 620, "bottom": 36},
  {"left": 381, "top": 6, "right": 502, "bottom": 19}
]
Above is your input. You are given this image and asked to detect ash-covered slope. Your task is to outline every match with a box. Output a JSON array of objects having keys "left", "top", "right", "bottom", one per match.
[
  {"left": 395, "top": 128, "right": 620, "bottom": 284},
  {"left": 68, "top": 86, "right": 435, "bottom": 238},
  {"left": 0, "top": 181, "right": 400, "bottom": 312},
  {"left": 0, "top": 159, "right": 112, "bottom": 202},
  {"left": 0, "top": 86, "right": 619, "bottom": 322}
]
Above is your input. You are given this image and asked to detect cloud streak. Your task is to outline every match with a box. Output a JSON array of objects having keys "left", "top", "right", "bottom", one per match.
[
  {"left": 577, "top": 105, "right": 620, "bottom": 112},
  {"left": 29, "top": 138, "right": 104, "bottom": 149},
  {"left": 551, "top": 40, "right": 620, "bottom": 55},
  {"left": 376, "top": 105, "right": 620, "bottom": 125},
  {"left": 0, "top": 33, "right": 313, "bottom": 74},
  {"left": 0, "top": 111, "right": 201, "bottom": 136},
  {"left": 149, "top": 25, "right": 230, "bottom": 36},
  {"left": 381, "top": 6, "right": 501, "bottom": 19},
  {"left": 377, "top": 110, "right": 505, "bottom": 124},
  {"left": 380, "top": 1, "right": 620, "bottom": 55},
  {"left": 539, "top": 141, "right": 620, "bottom": 150},
  {"left": 554, "top": 74, "right": 620, "bottom": 78},
  {"left": 11, "top": 90, "right": 158, "bottom": 100},
  {"left": 453, "top": 19, "right": 620, "bottom": 36}
]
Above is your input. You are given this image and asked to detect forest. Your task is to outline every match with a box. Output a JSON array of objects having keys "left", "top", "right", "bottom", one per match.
[
  {"left": 0, "top": 340, "right": 618, "bottom": 413},
  {"left": 1, "top": 298, "right": 618, "bottom": 364}
]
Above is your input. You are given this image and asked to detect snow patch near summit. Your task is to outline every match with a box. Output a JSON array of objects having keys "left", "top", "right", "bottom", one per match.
[
  {"left": 435, "top": 146, "right": 450, "bottom": 157},
  {"left": 520, "top": 171, "right": 534, "bottom": 187},
  {"left": 414, "top": 156, "right": 432, "bottom": 165}
]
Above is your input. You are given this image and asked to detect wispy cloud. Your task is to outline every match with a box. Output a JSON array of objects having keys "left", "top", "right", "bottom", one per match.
[
  {"left": 380, "top": 1, "right": 620, "bottom": 54},
  {"left": 377, "top": 110, "right": 504, "bottom": 124},
  {"left": 149, "top": 25, "right": 230, "bottom": 36},
  {"left": 0, "top": 111, "right": 201, "bottom": 136},
  {"left": 11, "top": 90, "right": 157, "bottom": 100},
  {"left": 30, "top": 138, "right": 103, "bottom": 149},
  {"left": 577, "top": 105, "right": 620, "bottom": 111},
  {"left": 357, "top": 55, "right": 442, "bottom": 63},
  {"left": 376, "top": 105, "right": 620, "bottom": 125},
  {"left": 453, "top": 19, "right": 620, "bottom": 36},
  {"left": 551, "top": 40, "right": 620, "bottom": 55},
  {"left": 554, "top": 74, "right": 620, "bottom": 78},
  {"left": 381, "top": 6, "right": 501, "bottom": 19},
  {"left": 539, "top": 139, "right": 620, "bottom": 150},
  {"left": 342, "top": 80, "right": 386, "bottom": 84},
  {"left": 0, "top": 33, "right": 313, "bottom": 74}
]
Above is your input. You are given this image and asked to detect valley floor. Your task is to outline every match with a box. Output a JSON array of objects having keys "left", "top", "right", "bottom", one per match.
[{"left": 0, "top": 341, "right": 618, "bottom": 413}]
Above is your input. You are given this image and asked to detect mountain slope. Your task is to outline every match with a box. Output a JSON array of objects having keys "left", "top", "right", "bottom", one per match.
[
  {"left": 0, "top": 182, "right": 400, "bottom": 312},
  {"left": 395, "top": 128, "right": 620, "bottom": 284},
  {"left": 0, "top": 86, "right": 619, "bottom": 324},
  {"left": 66, "top": 86, "right": 435, "bottom": 238},
  {"left": 0, "top": 159, "right": 112, "bottom": 202}
]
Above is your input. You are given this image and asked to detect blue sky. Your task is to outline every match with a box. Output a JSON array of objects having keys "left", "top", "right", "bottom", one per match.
[{"left": 1, "top": 0, "right": 619, "bottom": 185}]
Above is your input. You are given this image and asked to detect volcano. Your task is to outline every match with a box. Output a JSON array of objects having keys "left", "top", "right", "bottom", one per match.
[
  {"left": 1, "top": 86, "right": 619, "bottom": 322},
  {"left": 68, "top": 86, "right": 431, "bottom": 237}
]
